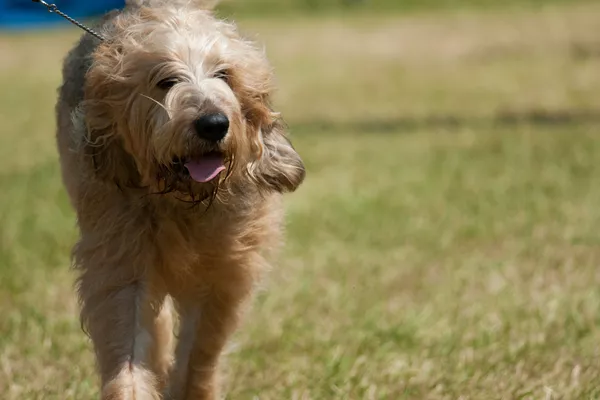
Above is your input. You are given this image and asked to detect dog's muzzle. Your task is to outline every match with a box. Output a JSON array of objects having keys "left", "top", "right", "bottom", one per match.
[{"left": 180, "top": 112, "right": 229, "bottom": 182}]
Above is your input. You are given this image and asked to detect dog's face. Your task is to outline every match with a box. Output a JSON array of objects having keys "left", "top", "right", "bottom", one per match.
[{"left": 82, "top": 3, "right": 304, "bottom": 201}]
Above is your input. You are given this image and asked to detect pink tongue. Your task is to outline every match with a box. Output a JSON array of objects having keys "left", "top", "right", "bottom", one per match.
[{"left": 185, "top": 155, "right": 226, "bottom": 183}]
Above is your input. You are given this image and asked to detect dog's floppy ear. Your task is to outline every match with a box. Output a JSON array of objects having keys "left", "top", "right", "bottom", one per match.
[
  {"left": 73, "top": 107, "right": 141, "bottom": 189},
  {"left": 85, "top": 129, "right": 141, "bottom": 189},
  {"left": 254, "top": 120, "right": 306, "bottom": 193},
  {"left": 79, "top": 44, "right": 141, "bottom": 188}
]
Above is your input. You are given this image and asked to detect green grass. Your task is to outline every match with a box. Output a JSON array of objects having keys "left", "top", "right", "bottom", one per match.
[{"left": 2, "top": 3, "right": 600, "bottom": 399}]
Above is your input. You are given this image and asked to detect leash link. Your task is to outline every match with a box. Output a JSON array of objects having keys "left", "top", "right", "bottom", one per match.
[{"left": 31, "top": 0, "right": 106, "bottom": 41}]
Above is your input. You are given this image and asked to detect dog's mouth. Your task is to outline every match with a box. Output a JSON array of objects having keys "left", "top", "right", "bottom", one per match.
[{"left": 172, "top": 151, "right": 226, "bottom": 183}]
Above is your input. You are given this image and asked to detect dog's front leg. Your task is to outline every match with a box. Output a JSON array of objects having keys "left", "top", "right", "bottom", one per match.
[
  {"left": 78, "top": 265, "right": 167, "bottom": 400},
  {"left": 169, "top": 279, "right": 254, "bottom": 400}
]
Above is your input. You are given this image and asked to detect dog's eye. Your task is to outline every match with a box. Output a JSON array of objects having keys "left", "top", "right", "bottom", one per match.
[
  {"left": 157, "top": 77, "right": 180, "bottom": 90},
  {"left": 214, "top": 69, "right": 230, "bottom": 84}
]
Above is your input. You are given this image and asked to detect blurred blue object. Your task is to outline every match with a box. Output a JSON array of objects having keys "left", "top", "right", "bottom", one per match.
[{"left": 0, "top": 0, "right": 125, "bottom": 29}]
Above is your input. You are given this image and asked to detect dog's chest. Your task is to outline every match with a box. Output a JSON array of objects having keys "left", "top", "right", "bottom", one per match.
[
  {"left": 153, "top": 208, "right": 247, "bottom": 264},
  {"left": 148, "top": 196, "right": 282, "bottom": 283}
]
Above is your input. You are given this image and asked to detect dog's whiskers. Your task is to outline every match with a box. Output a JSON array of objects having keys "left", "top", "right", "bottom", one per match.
[{"left": 139, "top": 94, "right": 169, "bottom": 112}]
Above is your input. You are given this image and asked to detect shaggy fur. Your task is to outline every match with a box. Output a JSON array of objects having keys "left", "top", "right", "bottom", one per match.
[{"left": 55, "top": 1, "right": 305, "bottom": 399}]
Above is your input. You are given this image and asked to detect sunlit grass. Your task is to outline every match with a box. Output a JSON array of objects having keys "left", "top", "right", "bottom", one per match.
[{"left": 1, "top": 3, "right": 600, "bottom": 399}]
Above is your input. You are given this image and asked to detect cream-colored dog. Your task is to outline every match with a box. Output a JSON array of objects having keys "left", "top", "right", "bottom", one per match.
[{"left": 55, "top": 0, "right": 305, "bottom": 398}]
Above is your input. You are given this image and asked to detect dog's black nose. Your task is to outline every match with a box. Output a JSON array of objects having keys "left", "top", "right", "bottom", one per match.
[{"left": 194, "top": 113, "right": 229, "bottom": 142}]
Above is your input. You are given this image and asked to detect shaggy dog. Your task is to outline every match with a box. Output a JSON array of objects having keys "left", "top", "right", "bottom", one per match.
[{"left": 55, "top": 0, "right": 305, "bottom": 398}]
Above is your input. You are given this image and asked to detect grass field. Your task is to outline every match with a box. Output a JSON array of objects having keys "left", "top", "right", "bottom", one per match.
[
  {"left": 2, "top": 2, "right": 600, "bottom": 399},
  {"left": 216, "top": 0, "right": 598, "bottom": 15}
]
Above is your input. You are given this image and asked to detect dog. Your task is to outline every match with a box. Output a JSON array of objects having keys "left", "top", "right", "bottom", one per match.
[{"left": 55, "top": 0, "right": 305, "bottom": 398}]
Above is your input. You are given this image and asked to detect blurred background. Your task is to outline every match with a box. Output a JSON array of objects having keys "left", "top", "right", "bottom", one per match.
[{"left": 1, "top": 0, "right": 600, "bottom": 398}]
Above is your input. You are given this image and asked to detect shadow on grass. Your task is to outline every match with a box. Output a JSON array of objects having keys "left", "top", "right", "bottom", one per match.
[{"left": 291, "top": 109, "right": 600, "bottom": 134}]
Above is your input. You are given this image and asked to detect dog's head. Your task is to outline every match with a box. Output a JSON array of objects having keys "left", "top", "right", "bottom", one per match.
[{"left": 82, "top": 0, "right": 304, "bottom": 202}]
